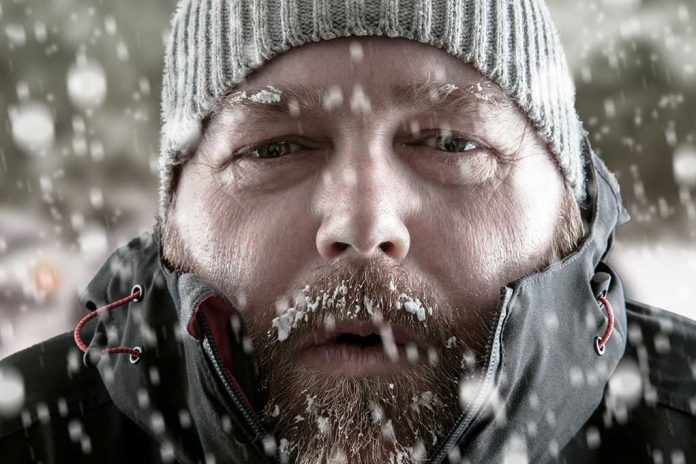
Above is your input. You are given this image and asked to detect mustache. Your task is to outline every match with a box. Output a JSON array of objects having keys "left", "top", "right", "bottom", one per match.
[{"left": 265, "top": 259, "right": 467, "bottom": 353}]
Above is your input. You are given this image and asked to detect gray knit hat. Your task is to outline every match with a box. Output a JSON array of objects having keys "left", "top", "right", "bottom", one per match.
[{"left": 159, "top": 0, "right": 585, "bottom": 221}]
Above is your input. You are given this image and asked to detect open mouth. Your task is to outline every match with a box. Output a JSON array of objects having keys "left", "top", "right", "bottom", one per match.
[
  {"left": 334, "top": 332, "right": 383, "bottom": 347},
  {"left": 296, "top": 322, "right": 418, "bottom": 376}
]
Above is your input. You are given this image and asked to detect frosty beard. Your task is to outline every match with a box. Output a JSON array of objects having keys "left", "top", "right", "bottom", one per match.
[{"left": 247, "top": 260, "right": 492, "bottom": 464}]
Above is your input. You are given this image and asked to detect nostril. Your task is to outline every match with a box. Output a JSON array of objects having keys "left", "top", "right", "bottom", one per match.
[
  {"left": 379, "top": 241, "right": 394, "bottom": 254},
  {"left": 331, "top": 242, "right": 350, "bottom": 256}
]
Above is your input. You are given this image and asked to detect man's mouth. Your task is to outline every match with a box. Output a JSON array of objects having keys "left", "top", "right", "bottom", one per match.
[{"left": 296, "top": 321, "right": 422, "bottom": 376}]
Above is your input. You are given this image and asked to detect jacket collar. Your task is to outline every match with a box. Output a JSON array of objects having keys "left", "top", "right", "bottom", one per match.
[
  {"left": 81, "top": 137, "right": 630, "bottom": 463},
  {"left": 81, "top": 236, "right": 267, "bottom": 463}
]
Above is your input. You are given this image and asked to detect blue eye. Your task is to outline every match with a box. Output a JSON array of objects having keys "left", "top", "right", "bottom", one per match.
[{"left": 423, "top": 134, "right": 478, "bottom": 153}]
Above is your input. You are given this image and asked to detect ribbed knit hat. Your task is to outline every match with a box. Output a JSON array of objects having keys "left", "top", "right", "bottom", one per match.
[{"left": 159, "top": 0, "right": 585, "bottom": 221}]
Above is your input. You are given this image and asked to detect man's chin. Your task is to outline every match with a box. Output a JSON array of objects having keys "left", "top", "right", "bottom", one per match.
[{"left": 260, "top": 356, "right": 463, "bottom": 464}]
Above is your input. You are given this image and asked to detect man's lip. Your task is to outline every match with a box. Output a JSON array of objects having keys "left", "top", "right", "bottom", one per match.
[
  {"left": 299, "top": 321, "right": 415, "bottom": 349},
  {"left": 295, "top": 321, "right": 424, "bottom": 376}
]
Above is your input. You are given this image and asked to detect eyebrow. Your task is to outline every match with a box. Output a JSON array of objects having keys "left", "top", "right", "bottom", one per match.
[{"left": 209, "top": 80, "right": 510, "bottom": 122}]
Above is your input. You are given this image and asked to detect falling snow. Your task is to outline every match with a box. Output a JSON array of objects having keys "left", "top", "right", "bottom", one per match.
[
  {"left": 0, "top": 2, "right": 694, "bottom": 463},
  {"left": 0, "top": 367, "right": 25, "bottom": 417},
  {"left": 9, "top": 102, "right": 55, "bottom": 157},
  {"left": 67, "top": 57, "right": 107, "bottom": 111}
]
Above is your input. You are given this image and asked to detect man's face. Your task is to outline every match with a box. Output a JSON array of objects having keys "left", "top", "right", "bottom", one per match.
[{"left": 164, "top": 37, "right": 578, "bottom": 462}]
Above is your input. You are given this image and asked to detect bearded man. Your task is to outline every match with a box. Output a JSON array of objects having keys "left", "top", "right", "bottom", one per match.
[{"left": 1, "top": 0, "right": 695, "bottom": 463}]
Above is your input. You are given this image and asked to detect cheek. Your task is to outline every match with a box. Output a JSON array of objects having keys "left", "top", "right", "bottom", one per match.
[
  {"left": 508, "top": 155, "right": 564, "bottom": 257},
  {"left": 416, "top": 164, "right": 562, "bottom": 305},
  {"left": 176, "top": 162, "right": 318, "bottom": 308}
]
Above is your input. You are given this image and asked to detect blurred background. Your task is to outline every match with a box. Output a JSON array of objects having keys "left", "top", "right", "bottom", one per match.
[{"left": 0, "top": 0, "right": 694, "bottom": 359}]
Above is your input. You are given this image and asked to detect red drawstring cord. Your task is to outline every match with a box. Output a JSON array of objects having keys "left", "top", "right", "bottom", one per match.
[
  {"left": 595, "top": 295, "right": 614, "bottom": 355},
  {"left": 73, "top": 285, "right": 143, "bottom": 363}
]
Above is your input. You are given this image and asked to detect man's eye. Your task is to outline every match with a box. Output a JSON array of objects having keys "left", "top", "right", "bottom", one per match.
[
  {"left": 422, "top": 134, "right": 478, "bottom": 153},
  {"left": 241, "top": 140, "right": 304, "bottom": 159}
]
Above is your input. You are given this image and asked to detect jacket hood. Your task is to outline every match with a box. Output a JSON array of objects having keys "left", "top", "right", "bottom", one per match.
[{"left": 79, "top": 136, "right": 630, "bottom": 463}]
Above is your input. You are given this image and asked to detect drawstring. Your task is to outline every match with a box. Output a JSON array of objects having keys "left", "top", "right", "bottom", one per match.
[
  {"left": 594, "top": 294, "right": 614, "bottom": 356},
  {"left": 591, "top": 271, "right": 614, "bottom": 356},
  {"left": 73, "top": 285, "right": 143, "bottom": 364}
]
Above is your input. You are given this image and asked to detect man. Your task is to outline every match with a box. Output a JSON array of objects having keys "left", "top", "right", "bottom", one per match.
[{"left": 1, "top": 0, "right": 694, "bottom": 463}]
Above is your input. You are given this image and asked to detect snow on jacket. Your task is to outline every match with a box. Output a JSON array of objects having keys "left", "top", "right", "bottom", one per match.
[{"left": 1, "top": 146, "right": 695, "bottom": 463}]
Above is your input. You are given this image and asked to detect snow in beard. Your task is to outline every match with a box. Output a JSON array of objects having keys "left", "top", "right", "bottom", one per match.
[{"left": 269, "top": 277, "right": 434, "bottom": 343}]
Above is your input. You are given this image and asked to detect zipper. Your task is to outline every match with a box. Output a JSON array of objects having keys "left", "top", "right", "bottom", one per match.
[
  {"left": 199, "top": 314, "right": 268, "bottom": 445},
  {"left": 429, "top": 287, "right": 512, "bottom": 463}
]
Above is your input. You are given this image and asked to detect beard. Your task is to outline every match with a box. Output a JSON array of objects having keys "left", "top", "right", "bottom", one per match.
[
  {"left": 245, "top": 259, "right": 492, "bottom": 464},
  {"left": 162, "top": 218, "right": 492, "bottom": 462}
]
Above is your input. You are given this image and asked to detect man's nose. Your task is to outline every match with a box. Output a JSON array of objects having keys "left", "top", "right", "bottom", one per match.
[{"left": 315, "top": 148, "right": 411, "bottom": 263}]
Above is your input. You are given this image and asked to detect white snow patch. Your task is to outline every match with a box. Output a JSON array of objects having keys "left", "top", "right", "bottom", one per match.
[
  {"left": 397, "top": 293, "right": 428, "bottom": 321},
  {"left": 411, "top": 391, "right": 436, "bottom": 415},
  {"left": 279, "top": 438, "right": 292, "bottom": 464},
  {"left": 271, "top": 308, "right": 306, "bottom": 342},
  {"left": 229, "top": 85, "right": 283, "bottom": 105},
  {"left": 305, "top": 394, "right": 317, "bottom": 415},
  {"left": 363, "top": 296, "right": 374, "bottom": 315},
  {"left": 369, "top": 401, "right": 383, "bottom": 424},
  {"left": 249, "top": 85, "right": 282, "bottom": 104},
  {"left": 316, "top": 415, "right": 331, "bottom": 435},
  {"left": 470, "top": 82, "right": 497, "bottom": 104}
]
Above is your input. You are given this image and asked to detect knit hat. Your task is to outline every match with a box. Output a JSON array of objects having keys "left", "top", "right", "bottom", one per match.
[{"left": 159, "top": 0, "right": 585, "bottom": 221}]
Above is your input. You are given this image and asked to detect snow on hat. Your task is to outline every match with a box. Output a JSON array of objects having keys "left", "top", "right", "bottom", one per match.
[{"left": 158, "top": 0, "right": 585, "bottom": 221}]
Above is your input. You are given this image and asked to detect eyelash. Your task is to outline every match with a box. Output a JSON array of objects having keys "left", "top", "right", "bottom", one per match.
[
  {"left": 404, "top": 131, "right": 483, "bottom": 154},
  {"left": 232, "top": 131, "right": 486, "bottom": 162},
  {"left": 233, "top": 137, "right": 311, "bottom": 162}
]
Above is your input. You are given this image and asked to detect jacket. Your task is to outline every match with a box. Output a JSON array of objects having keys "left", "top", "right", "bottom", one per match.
[{"left": 1, "top": 147, "right": 695, "bottom": 463}]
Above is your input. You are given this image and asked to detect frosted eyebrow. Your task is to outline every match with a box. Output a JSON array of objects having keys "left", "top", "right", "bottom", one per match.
[
  {"left": 210, "top": 80, "right": 510, "bottom": 122},
  {"left": 211, "top": 84, "right": 325, "bottom": 120},
  {"left": 391, "top": 80, "right": 511, "bottom": 114}
]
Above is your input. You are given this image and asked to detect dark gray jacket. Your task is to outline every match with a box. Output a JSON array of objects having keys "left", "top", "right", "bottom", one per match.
[{"left": 1, "top": 147, "right": 695, "bottom": 463}]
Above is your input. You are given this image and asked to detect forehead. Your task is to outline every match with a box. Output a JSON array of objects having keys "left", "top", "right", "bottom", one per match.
[{"left": 209, "top": 36, "right": 514, "bottom": 121}]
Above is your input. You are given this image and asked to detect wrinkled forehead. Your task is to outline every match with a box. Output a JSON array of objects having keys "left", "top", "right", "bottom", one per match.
[{"left": 207, "top": 36, "right": 515, "bottom": 123}]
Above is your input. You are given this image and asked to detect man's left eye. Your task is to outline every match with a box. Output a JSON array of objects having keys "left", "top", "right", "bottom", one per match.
[{"left": 422, "top": 134, "right": 478, "bottom": 153}]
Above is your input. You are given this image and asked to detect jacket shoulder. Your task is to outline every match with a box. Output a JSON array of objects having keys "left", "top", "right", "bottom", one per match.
[
  {"left": 0, "top": 331, "right": 111, "bottom": 436},
  {"left": 0, "top": 332, "right": 165, "bottom": 463},
  {"left": 559, "top": 300, "right": 696, "bottom": 463},
  {"left": 625, "top": 298, "right": 696, "bottom": 412}
]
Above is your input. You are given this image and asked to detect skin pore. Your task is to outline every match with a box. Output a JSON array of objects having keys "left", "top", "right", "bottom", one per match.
[{"left": 162, "top": 37, "right": 583, "bottom": 463}]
